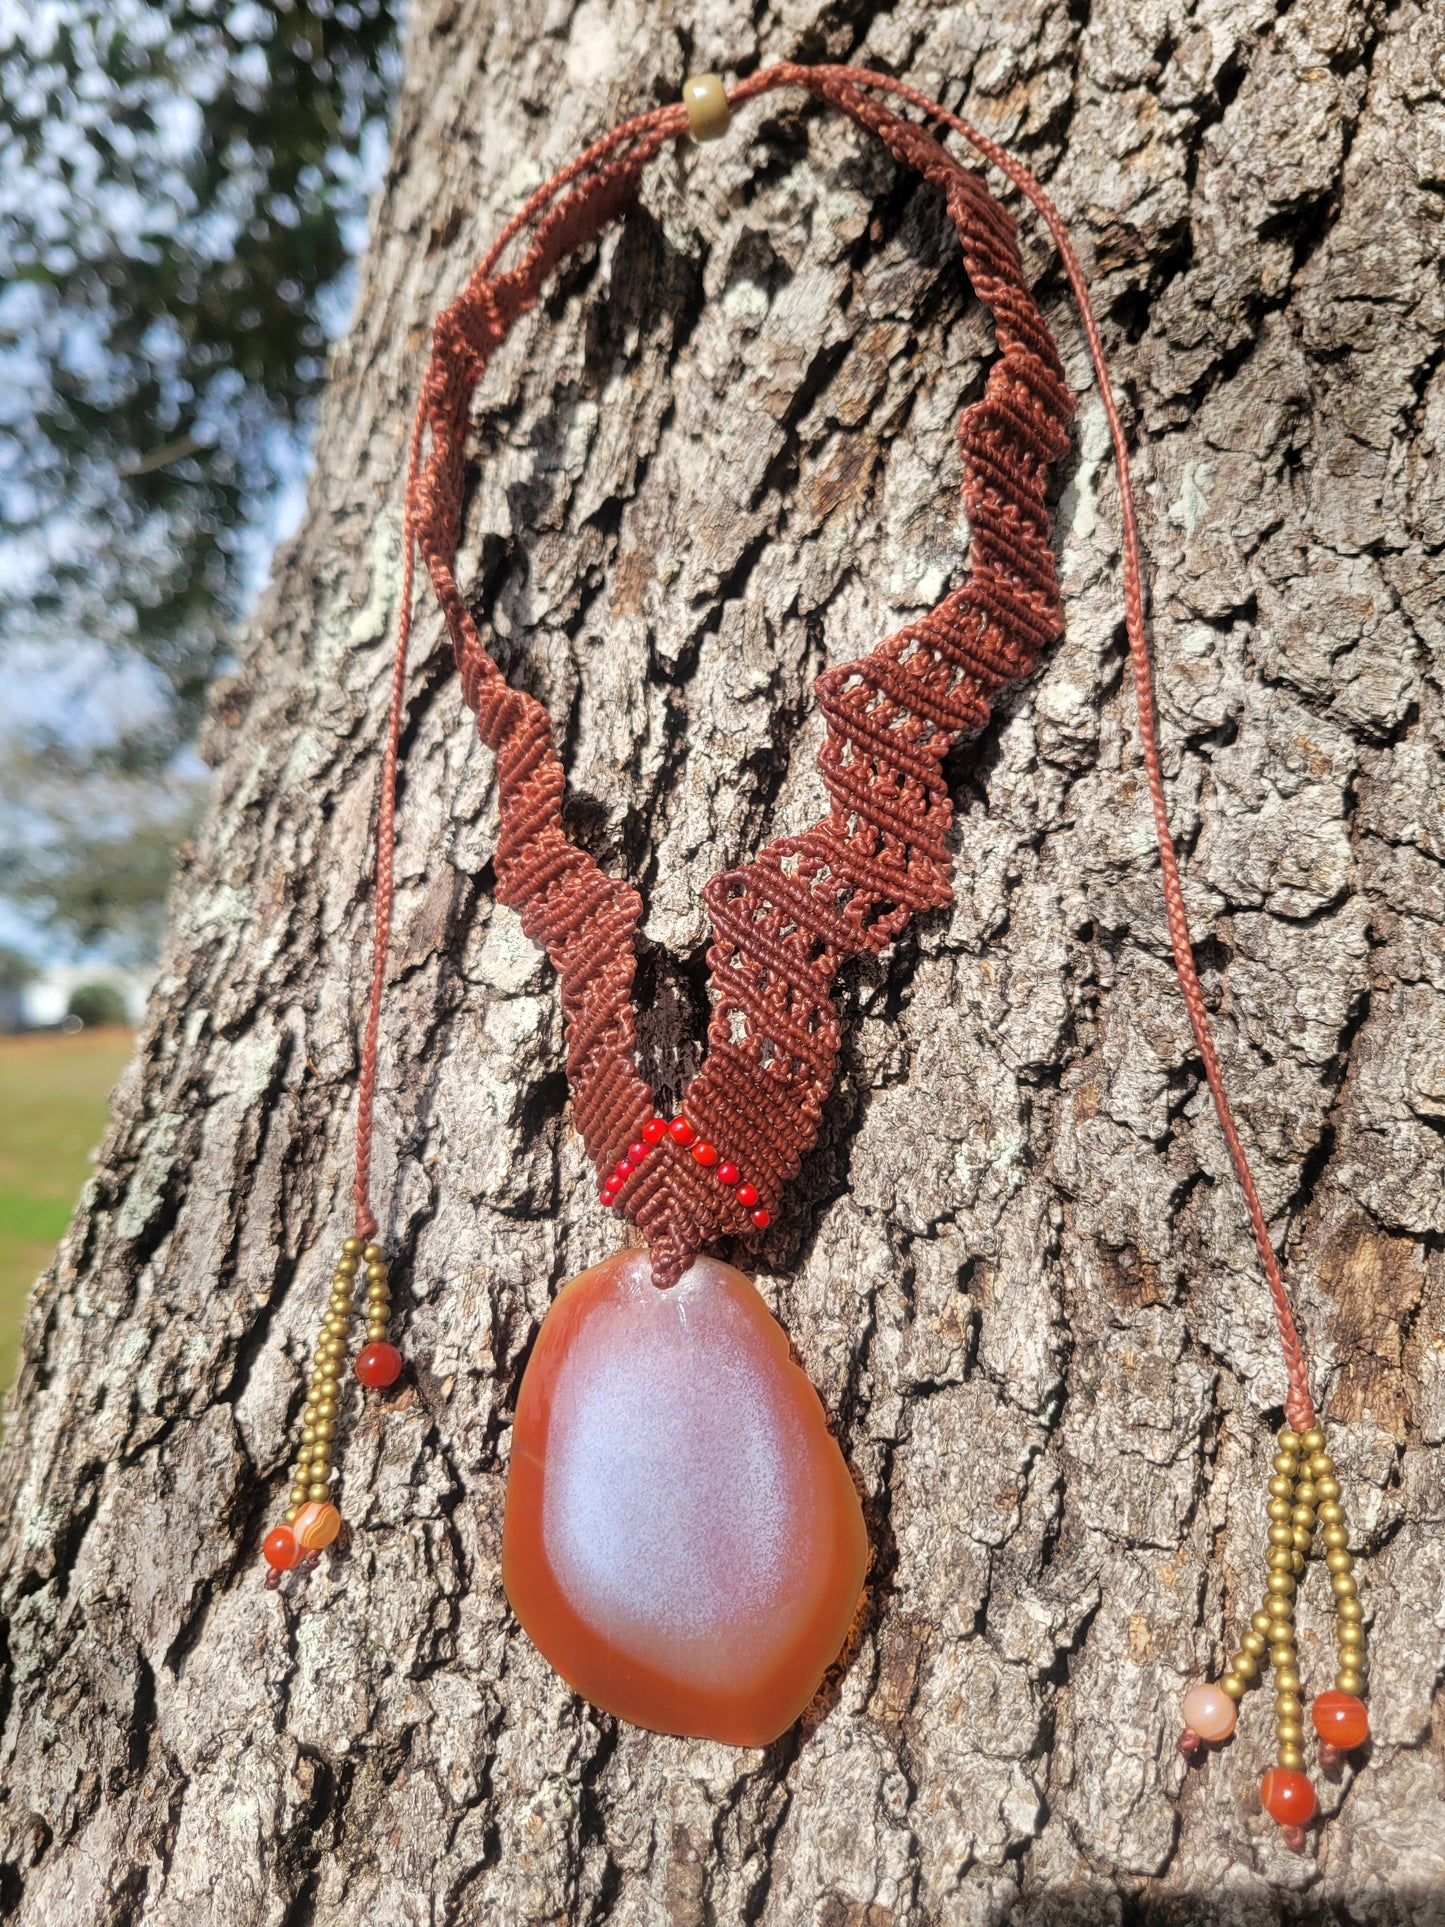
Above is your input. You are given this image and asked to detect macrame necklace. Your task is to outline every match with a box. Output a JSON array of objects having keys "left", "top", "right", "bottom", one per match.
[{"left": 260, "top": 62, "right": 1367, "bottom": 1843}]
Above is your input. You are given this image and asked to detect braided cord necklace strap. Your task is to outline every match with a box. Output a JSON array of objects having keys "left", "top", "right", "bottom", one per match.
[{"left": 356, "top": 62, "right": 1313, "bottom": 1417}]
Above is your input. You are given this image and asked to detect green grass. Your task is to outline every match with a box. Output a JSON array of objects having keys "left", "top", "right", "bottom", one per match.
[{"left": 0, "top": 1027, "right": 134, "bottom": 1398}]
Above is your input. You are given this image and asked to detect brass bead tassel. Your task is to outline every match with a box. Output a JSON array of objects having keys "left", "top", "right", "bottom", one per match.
[{"left": 261, "top": 1234, "right": 364, "bottom": 1586}]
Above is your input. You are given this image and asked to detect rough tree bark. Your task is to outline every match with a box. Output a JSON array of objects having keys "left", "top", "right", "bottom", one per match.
[{"left": 2, "top": 1, "right": 1442, "bottom": 1921}]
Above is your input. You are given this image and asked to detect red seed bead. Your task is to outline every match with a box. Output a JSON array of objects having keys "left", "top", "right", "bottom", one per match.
[
  {"left": 1312, "top": 1690, "right": 1369, "bottom": 1750},
  {"left": 356, "top": 1341, "right": 403, "bottom": 1388},
  {"left": 642, "top": 1117, "right": 668, "bottom": 1145},
  {"left": 264, "top": 1525, "right": 301, "bottom": 1571},
  {"left": 751, "top": 1207, "right": 771, "bottom": 1229},
  {"left": 736, "top": 1183, "right": 758, "bottom": 1208},
  {"left": 1260, "top": 1768, "right": 1317, "bottom": 1828},
  {"left": 692, "top": 1141, "right": 718, "bottom": 1167},
  {"left": 717, "top": 1162, "right": 739, "bottom": 1186},
  {"left": 615, "top": 1159, "right": 633, "bottom": 1181},
  {"left": 628, "top": 1142, "right": 648, "bottom": 1165},
  {"left": 669, "top": 1118, "right": 696, "bottom": 1146}
]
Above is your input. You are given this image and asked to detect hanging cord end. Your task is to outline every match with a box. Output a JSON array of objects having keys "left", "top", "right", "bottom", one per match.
[
  {"left": 683, "top": 73, "right": 731, "bottom": 142},
  {"left": 262, "top": 1233, "right": 404, "bottom": 1586},
  {"left": 1180, "top": 1421, "right": 1369, "bottom": 1835}
]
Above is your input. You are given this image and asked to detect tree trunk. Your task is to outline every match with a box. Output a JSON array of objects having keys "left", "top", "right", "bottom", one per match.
[{"left": 2, "top": 2, "right": 1442, "bottom": 1920}]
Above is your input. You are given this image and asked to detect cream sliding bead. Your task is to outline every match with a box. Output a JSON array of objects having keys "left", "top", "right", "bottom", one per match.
[{"left": 683, "top": 72, "right": 730, "bottom": 142}]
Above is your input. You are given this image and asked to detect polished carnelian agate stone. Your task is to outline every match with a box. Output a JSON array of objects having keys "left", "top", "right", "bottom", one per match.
[{"left": 502, "top": 1251, "right": 867, "bottom": 1744}]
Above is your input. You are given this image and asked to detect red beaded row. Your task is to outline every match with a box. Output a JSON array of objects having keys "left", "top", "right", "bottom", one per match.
[{"left": 599, "top": 1114, "right": 771, "bottom": 1230}]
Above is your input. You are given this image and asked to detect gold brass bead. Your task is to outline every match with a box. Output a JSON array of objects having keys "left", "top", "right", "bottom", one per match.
[
  {"left": 1251, "top": 1610, "right": 1275, "bottom": 1637},
  {"left": 362, "top": 1243, "right": 384, "bottom": 1263},
  {"left": 1337, "top": 1597, "right": 1363, "bottom": 1624},
  {"left": 1275, "top": 1692, "right": 1302, "bottom": 1721},
  {"left": 1321, "top": 1524, "right": 1348, "bottom": 1550},
  {"left": 283, "top": 1504, "right": 300, "bottom": 1524},
  {"left": 1268, "top": 1475, "right": 1294, "bottom": 1499},
  {"left": 1309, "top": 1453, "right": 1334, "bottom": 1478},
  {"left": 1315, "top": 1476, "right": 1341, "bottom": 1501},
  {"left": 342, "top": 1235, "right": 365, "bottom": 1257},
  {"left": 1233, "top": 1653, "right": 1259, "bottom": 1682},
  {"left": 1278, "top": 1428, "right": 1301, "bottom": 1452},
  {"left": 1268, "top": 1497, "right": 1292, "bottom": 1521},
  {"left": 1336, "top": 1668, "right": 1364, "bottom": 1695},
  {"left": 1291, "top": 1527, "right": 1313, "bottom": 1552},
  {"left": 1291, "top": 1551, "right": 1305, "bottom": 1574},
  {"left": 1273, "top": 1451, "right": 1299, "bottom": 1477},
  {"left": 1326, "top": 1548, "right": 1354, "bottom": 1575},
  {"left": 307, "top": 1481, "right": 331, "bottom": 1503},
  {"left": 290, "top": 1482, "right": 309, "bottom": 1506},
  {"left": 335, "top": 1254, "right": 359, "bottom": 1277},
  {"left": 316, "top": 1418, "right": 337, "bottom": 1441},
  {"left": 1331, "top": 1571, "right": 1357, "bottom": 1599},
  {"left": 1277, "top": 1742, "right": 1305, "bottom": 1772},
  {"left": 1317, "top": 1500, "right": 1344, "bottom": 1526},
  {"left": 1276, "top": 1718, "right": 1303, "bottom": 1746},
  {"left": 1291, "top": 1505, "right": 1316, "bottom": 1530},
  {"left": 1266, "top": 1589, "right": 1294, "bottom": 1616},
  {"left": 1275, "top": 1666, "right": 1301, "bottom": 1695},
  {"left": 365, "top": 1261, "right": 388, "bottom": 1284},
  {"left": 1267, "top": 1546, "right": 1294, "bottom": 1571},
  {"left": 1241, "top": 1630, "right": 1267, "bottom": 1657},
  {"left": 1301, "top": 1427, "right": 1325, "bottom": 1454},
  {"left": 366, "top": 1320, "right": 389, "bottom": 1343},
  {"left": 301, "top": 1425, "right": 317, "bottom": 1446},
  {"left": 1268, "top": 1522, "right": 1293, "bottom": 1547},
  {"left": 1338, "top": 1623, "right": 1364, "bottom": 1650},
  {"left": 1220, "top": 1674, "right": 1246, "bottom": 1700},
  {"left": 1294, "top": 1480, "right": 1316, "bottom": 1508},
  {"left": 1268, "top": 1644, "right": 1295, "bottom": 1670}
]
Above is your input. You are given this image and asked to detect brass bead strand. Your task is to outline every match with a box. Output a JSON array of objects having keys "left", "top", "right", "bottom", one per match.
[
  {"left": 362, "top": 1244, "right": 392, "bottom": 1347},
  {"left": 1261, "top": 1426, "right": 1311, "bottom": 1771},
  {"left": 1302, "top": 1425, "right": 1367, "bottom": 1700}
]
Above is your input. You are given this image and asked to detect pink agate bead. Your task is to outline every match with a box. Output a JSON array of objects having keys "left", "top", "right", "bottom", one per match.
[{"left": 1182, "top": 1683, "right": 1238, "bottom": 1743}]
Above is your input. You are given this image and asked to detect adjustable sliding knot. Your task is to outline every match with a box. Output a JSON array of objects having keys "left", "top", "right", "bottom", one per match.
[{"left": 683, "top": 73, "right": 730, "bottom": 142}]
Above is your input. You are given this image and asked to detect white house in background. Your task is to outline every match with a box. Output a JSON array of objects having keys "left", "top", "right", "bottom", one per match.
[{"left": 17, "top": 963, "right": 151, "bottom": 1030}]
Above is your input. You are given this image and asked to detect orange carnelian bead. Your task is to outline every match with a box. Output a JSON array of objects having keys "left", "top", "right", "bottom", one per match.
[
  {"left": 1260, "top": 1767, "right": 1317, "bottom": 1827},
  {"left": 503, "top": 1250, "right": 867, "bottom": 1745},
  {"left": 1182, "top": 1683, "right": 1237, "bottom": 1743},
  {"left": 264, "top": 1525, "right": 301, "bottom": 1571},
  {"left": 356, "top": 1340, "right": 403, "bottom": 1387},
  {"left": 1312, "top": 1689, "right": 1369, "bottom": 1750},
  {"left": 292, "top": 1500, "right": 342, "bottom": 1551}
]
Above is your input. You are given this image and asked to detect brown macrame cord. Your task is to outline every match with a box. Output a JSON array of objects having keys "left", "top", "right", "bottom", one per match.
[{"left": 352, "top": 62, "right": 1315, "bottom": 1431}]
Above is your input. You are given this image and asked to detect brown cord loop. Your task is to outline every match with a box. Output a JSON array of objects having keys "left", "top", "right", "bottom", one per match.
[{"left": 352, "top": 62, "right": 1314, "bottom": 1427}]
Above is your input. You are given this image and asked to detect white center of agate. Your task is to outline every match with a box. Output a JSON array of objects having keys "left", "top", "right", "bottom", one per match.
[{"left": 541, "top": 1258, "right": 812, "bottom": 1682}]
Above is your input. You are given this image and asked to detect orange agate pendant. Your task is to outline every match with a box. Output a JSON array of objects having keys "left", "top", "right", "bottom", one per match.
[{"left": 502, "top": 1250, "right": 867, "bottom": 1744}]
